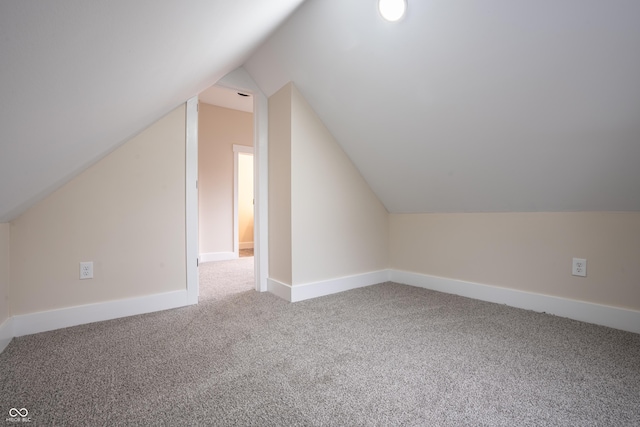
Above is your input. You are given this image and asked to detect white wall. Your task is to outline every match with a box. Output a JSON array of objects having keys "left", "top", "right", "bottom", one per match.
[
  {"left": 390, "top": 212, "right": 640, "bottom": 311},
  {"left": 9, "top": 105, "right": 187, "bottom": 316},
  {"left": 198, "top": 103, "right": 253, "bottom": 256}
]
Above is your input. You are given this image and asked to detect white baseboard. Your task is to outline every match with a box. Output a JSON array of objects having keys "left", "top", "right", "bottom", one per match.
[
  {"left": 390, "top": 270, "right": 640, "bottom": 335},
  {"left": 0, "top": 317, "right": 13, "bottom": 353},
  {"left": 11, "top": 290, "right": 193, "bottom": 338},
  {"left": 239, "top": 242, "right": 254, "bottom": 250},
  {"left": 267, "top": 278, "right": 292, "bottom": 302},
  {"left": 3, "top": 269, "right": 636, "bottom": 356},
  {"left": 200, "top": 252, "right": 237, "bottom": 263},
  {"left": 292, "top": 270, "right": 390, "bottom": 302},
  {"left": 268, "top": 270, "right": 390, "bottom": 303}
]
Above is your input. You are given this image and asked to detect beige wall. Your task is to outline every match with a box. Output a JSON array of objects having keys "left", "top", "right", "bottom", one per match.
[
  {"left": 238, "top": 153, "right": 254, "bottom": 246},
  {"left": 0, "top": 223, "right": 9, "bottom": 323},
  {"left": 269, "top": 83, "right": 389, "bottom": 286},
  {"left": 290, "top": 84, "right": 389, "bottom": 284},
  {"left": 198, "top": 103, "right": 253, "bottom": 255},
  {"left": 9, "top": 105, "right": 187, "bottom": 315},
  {"left": 268, "top": 84, "right": 293, "bottom": 285},
  {"left": 390, "top": 212, "right": 640, "bottom": 311}
]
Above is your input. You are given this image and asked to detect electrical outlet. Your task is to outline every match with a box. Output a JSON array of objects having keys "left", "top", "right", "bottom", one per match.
[
  {"left": 80, "top": 262, "right": 93, "bottom": 280},
  {"left": 572, "top": 258, "right": 587, "bottom": 277}
]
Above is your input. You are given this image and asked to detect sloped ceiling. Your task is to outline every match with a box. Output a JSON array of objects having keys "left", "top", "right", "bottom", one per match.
[
  {"left": 245, "top": 0, "right": 640, "bottom": 213},
  {"left": 0, "top": 0, "right": 305, "bottom": 222}
]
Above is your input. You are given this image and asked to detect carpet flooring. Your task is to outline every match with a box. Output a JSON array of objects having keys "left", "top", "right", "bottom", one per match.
[{"left": 1, "top": 259, "right": 639, "bottom": 426}]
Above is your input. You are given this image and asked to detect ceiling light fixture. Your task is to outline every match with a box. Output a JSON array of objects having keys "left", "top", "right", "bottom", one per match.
[{"left": 378, "top": 0, "right": 407, "bottom": 22}]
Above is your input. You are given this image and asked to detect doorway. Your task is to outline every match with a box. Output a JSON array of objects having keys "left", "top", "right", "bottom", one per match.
[
  {"left": 186, "top": 69, "right": 269, "bottom": 301},
  {"left": 195, "top": 84, "right": 256, "bottom": 298},
  {"left": 234, "top": 146, "right": 254, "bottom": 258}
]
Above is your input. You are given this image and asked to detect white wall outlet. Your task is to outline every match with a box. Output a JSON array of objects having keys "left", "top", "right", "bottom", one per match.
[
  {"left": 80, "top": 262, "right": 94, "bottom": 280},
  {"left": 572, "top": 258, "right": 587, "bottom": 277}
]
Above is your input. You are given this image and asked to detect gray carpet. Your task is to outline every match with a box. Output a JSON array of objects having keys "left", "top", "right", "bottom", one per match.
[{"left": 1, "top": 258, "right": 639, "bottom": 426}]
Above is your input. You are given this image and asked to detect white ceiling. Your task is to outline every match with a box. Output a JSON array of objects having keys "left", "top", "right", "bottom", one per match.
[
  {"left": 0, "top": 0, "right": 304, "bottom": 221},
  {"left": 1, "top": 0, "right": 639, "bottom": 221},
  {"left": 199, "top": 85, "right": 254, "bottom": 113},
  {"left": 245, "top": 0, "right": 640, "bottom": 212}
]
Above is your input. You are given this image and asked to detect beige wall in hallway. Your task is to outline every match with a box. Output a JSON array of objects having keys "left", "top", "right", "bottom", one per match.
[
  {"left": 9, "top": 105, "right": 187, "bottom": 315},
  {"left": 198, "top": 103, "right": 253, "bottom": 255},
  {"left": 0, "top": 223, "right": 9, "bottom": 323},
  {"left": 390, "top": 212, "right": 640, "bottom": 311}
]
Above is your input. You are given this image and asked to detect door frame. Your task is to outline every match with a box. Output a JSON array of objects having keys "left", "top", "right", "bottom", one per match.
[
  {"left": 186, "top": 96, "right": 199, "bottom": 304},
  {"left": 186, "top": 68, "right": 269, "bottom": 296}
]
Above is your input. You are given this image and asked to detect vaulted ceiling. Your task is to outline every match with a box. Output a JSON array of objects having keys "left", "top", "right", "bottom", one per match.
[
  {"left": 245, "top": 0, "right": 640, "bottom": 213},
  {"left": 0, "top": 0, "right": 305, "bottom": 221},
  {"left": 1, "top": 0, "right": 639, "bottom": 222}
]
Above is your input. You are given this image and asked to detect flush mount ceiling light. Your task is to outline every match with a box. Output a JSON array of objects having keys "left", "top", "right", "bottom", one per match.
[{"left": 378, "top": 0, "right": 407, "bottom": 22}]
